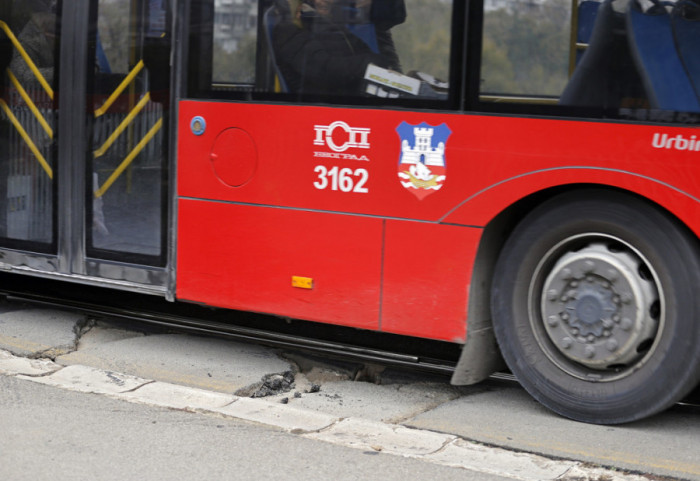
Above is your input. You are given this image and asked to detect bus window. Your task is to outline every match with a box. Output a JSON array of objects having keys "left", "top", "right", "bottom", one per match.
[
  {"left": 479, "top": 0, "right": 700, "bottom": 122},
  {"left": 189, "top": 0, "right": 453, "bottom": 103},
  {"left": 212, "top": 0, "right": 258, "bottom": 85},
  {"left": 0, "top": 0, "right": 59, "bottom": 250},
  {"left": 87, "top": 0, "right": 170, "bottom": 265},
  {"left": 480, "top": 0, "right": 572, "bottom": 103}
]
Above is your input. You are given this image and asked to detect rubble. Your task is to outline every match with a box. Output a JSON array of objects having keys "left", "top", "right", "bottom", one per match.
[{"left": 250, "top": 371, "right": 295, "bottom": 398}]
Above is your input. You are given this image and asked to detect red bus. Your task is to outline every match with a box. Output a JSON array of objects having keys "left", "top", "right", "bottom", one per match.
[{"left": 1, "top": 0, "right": 699, "bottom": 424}]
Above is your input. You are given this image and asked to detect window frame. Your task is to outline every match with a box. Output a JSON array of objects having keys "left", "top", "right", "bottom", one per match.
[{"left": 184, "top": 0, "right": 466, "bottom": 111}]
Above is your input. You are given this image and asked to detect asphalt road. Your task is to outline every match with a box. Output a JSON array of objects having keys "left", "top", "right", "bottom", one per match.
[
  {"left": 0, "top": 375, "right": 514, "bottom": 481},
  {"left": 1, "top": 301, "right": 699, "bottom": 480}
]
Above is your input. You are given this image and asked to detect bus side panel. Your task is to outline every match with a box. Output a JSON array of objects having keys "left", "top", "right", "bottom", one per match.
[
  {"left": 176, "top": 198, "right": 382, "bottom": 329},
  {"left": 441, "top": 168, "right": 700, "bottom": 239},
  {"left": 381, "top": 221, "right": 480, "bottom": 342}
]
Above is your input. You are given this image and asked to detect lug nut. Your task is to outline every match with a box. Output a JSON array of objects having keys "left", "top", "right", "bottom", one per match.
[{"left": 620, "top": 318, "right": 633, "bottom": 331}]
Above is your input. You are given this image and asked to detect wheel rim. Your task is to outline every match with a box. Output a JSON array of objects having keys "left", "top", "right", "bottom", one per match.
[{"left": 529, "top": 234, "right": 664, "bottom": 381}]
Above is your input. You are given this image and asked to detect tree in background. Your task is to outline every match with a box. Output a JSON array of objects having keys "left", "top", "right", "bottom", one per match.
[
  {"left": 392, "top": 0, "right": 451, "bottom": 81},
  {"left": 481, "top": 0, "right": 571, "bottom": 97}
]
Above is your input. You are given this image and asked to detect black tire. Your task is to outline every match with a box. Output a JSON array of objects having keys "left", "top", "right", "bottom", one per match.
[{"left": 491, "top": 190, "right": 700, "bottom": 424}]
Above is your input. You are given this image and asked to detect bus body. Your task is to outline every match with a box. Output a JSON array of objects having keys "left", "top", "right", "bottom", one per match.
[{"left": 2, "top": 0, "right": 700, "bottom": 423}]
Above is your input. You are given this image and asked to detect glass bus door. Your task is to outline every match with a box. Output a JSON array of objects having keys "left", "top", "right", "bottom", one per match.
[
  {"left": 0, "top": 0, "right": 172, "bottom": 295},
  {"left": 0, "top": 0, "right": 57, "bottom": 256},
  {"left": 85, "top": 0, "right": 171, "bottom": 285}
]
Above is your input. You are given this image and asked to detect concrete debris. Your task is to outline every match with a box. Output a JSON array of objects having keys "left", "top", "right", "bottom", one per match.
[{"left": 251, "top": 371, "right": 295, "bottom": 398}]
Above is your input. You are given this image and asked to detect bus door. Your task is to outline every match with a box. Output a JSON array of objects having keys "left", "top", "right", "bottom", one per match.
[
  {"left": 0, "top": 0, "right": 172, "bottom": 295},
  {"left": 0, "top": 0, "right": 58, "bottom": 259}
]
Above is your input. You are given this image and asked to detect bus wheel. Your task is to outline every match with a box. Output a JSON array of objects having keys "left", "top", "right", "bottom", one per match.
[{"left": 491, "top": 191, "right": 700, "bottom": 424}]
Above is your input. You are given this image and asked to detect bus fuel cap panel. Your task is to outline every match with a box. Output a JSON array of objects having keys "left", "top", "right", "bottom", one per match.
[{"left": 209, "top": 128, "right": 258, "bottom": 187}]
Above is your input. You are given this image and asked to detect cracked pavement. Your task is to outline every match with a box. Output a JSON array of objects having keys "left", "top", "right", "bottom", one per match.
[{"left": 1, "top": 302, "right": 699, "bottom": 480}]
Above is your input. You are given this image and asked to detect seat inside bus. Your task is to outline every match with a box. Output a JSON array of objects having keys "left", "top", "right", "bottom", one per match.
[
  {"left": 560, "top": 0, "right": 700, "bottom": 113},
  {"left": 261, "top": 0, "right": 393, "bottom": 95},
  {"left": 573, "top": 0, "right": 602, "bottom": 64},
  {"left": 670, "top": 0, "right": 700, "bottom": 104},
  {"left": 627, "top": 0, "right": 700, "bottom": 111}
]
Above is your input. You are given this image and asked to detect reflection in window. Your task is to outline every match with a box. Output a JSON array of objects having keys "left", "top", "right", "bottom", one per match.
[
  {"left": 480, "top": 0, "right": 700, "bottom": 119},
  {"left": 0, "top": 1, "right": 58, "bottom": 248},
  {"left": 88, "top": 0, "right": 169, "bottom": 264},
  {"left": 213, "top": 0, "right": 258, "bottom": 84},
  {"left": 201, "top": 0, "right": 453, "bottom": 101},
  {"left": 561, "top": 0, "right": 700, "bottom": 115},
  {"left": 480, "top": 0, "right": 571, "bottom": 100}
]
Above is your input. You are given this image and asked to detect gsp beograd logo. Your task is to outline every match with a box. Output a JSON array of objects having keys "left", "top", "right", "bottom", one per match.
[
  {"left": 314, "top": 121, "right": 371, "bottom": 152},
  {"left": 397, "top": 121, "right": 451, "bottom": 200}
]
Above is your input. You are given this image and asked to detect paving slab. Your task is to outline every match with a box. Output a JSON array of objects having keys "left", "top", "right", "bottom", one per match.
[
  {"left": 76, "top": 322, "right": 145, "bottom": 350},
  {"left": 57, "top": 333, "right": 293, "bottom": 394},
  {"left": 278, "top": 376, "right": 463, "bottom": 423},
  {"left": 425, "top": 438, "right": 575, "bottom": 481},
  {"left": 305, "top": 417, "right": 455, "bottom": 456},
  {"left": 406, "top": 383, "right": 700, "bottom": 480},
  {"left": 118, "top": 381, "right": 237, "bottom": 410},
  {"left": 214, "top": 397, "right": 340, "bottom": 433},
  {"left": 0, "top": 349, "right": 63, "bottom": 376},
  {"left": 0, "top": 308, "right": 85, "bottom": 357},
  {"left": 19, "top": 364, "right": 151, "bottom": 394}
]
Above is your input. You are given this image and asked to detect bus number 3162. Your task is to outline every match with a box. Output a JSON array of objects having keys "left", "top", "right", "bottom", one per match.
[{"left": 313, "top": 166, "right": 369, "bottom": 193}]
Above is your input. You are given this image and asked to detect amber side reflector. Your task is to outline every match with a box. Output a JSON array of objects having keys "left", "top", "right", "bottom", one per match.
[{"left": 291, "top": 276, "right": 314, "bottom": 289}]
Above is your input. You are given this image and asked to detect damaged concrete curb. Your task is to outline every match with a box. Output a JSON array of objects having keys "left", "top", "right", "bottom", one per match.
[
  {"left": 0, "top": 349, "right": 63, "bottom": 376},
  {"left": 214, "top": 397, "right": 340, "bottom": 433},
  {"left": 306, "top": 417, "right": 457, "bottom": 456},
  {"left": 0, "top": 349, "right": 657, "bottom": 481},
  {"left": 18, "top": 364, "right": 152, "bottom": 394}
]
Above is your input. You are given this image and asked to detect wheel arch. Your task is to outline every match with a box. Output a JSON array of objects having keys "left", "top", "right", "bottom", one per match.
[{"left": 450, "top": 175, "right": 700, "bottom": 386}]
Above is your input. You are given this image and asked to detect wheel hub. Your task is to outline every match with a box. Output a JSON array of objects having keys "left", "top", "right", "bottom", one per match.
[
  {"left": 540, "top": 242, "right": 659, "bottom": 370},
  {"left": 566, "top": 285, "right": 615, "bottom": 337}
]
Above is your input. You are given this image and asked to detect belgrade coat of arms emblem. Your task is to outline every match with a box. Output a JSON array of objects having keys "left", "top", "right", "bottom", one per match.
[{"left": 396, "top": 121, "right": 451, "bottom": 200}]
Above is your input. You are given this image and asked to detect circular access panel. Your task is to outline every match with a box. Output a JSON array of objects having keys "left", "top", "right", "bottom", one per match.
[{"left": 209, "top": 128, "right": 258, "bottom": 187}]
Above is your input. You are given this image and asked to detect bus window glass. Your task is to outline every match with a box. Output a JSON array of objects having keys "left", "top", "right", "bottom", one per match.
[
  {"left": 88, "top": 0, "right": 170, "bottom": 265},
  {"left": 212, "top": 0, "right": 258, "bottom": 85},
  {"left": 480, "top": 0, "right": 572, "bottom": 101},
  {"left": 0, "top": 0, "right": 59, "bottom": 250},
  {"left": 191, "top": 0, "right": 453, "bottom": 103},
  {"left": 480, "top": 0, "right": 700, "bottom": 121}
]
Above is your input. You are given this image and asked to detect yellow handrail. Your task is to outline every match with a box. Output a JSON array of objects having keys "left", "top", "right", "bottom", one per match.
[
  {"left": 7, "top": 69, "right": 53, "bottom": 138},
  {"left": 94, "top": 60, "right": 144, "bottom": 117},
  {"left": 95, "top": 117, "right": 162, "bottom": 198},
  {"left": 0, "top": 20, "right": 53, "bottom": 99},
  {"left": 0, "top": 99, "right": 54, "bottom": 179},
  {"left": 94, "top": 92, "right": 151, "bottom": 158}
]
